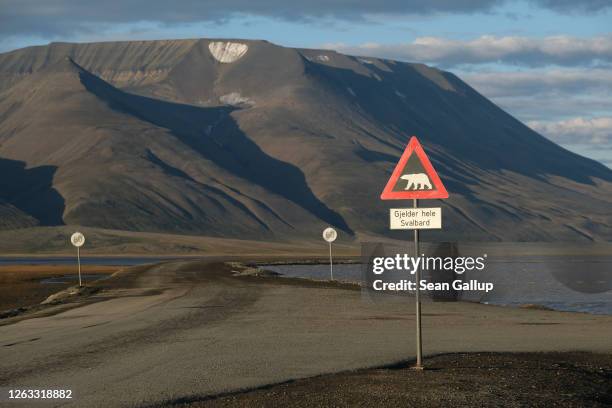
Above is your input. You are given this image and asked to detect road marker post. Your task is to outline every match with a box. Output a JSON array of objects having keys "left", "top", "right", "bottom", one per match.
[
  {"left": 322, "top": 227, "right": 338, "bottom": 280},
  {"left": 380, "top": 136, "right": 449, "bottom": 370},
  {"left": 70, "top": 232, "right": 86, "bottom": 287}
]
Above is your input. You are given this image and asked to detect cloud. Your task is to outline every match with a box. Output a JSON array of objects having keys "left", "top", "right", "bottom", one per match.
[
  {"left": 494, "top": 95, "right": 612, "bottom": 122},
  {"left": 0, "top": 1, "right": 497, "bottom": 38},
  {"left": 527, "top": 117, "right": 612, "bottom": 168},
  {"left": 527, "top": 117, "right": 612, "bottom": 146},
  {"left": 531, "top": 0, "right": 612, "bottom": 13},
  {"left": 326, "top": 35, "right": 612, "bottom": 67},
  {"left": 0, "top": 1, "right": 610, "bottom": 39},
  {"left": 461, "top": 69, "right": 612, "bottom": 97},
  {"left": 455, "top": 68, "right": 612, "bottom": 125}
]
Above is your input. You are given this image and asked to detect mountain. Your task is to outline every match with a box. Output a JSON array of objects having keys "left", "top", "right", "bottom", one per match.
[{"left": 0, "top": 39, "right": 610, "bottom": 241}]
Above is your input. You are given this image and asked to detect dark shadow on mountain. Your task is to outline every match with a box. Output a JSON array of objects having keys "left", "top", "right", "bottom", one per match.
[
  {"left": 302, "top": 58, "right": 612, "bottom": 185},
  {"left": 0, "top": 157, "right": 65, "bottom": 225},
  {"left": 76, "top": 62, "right": 352, "bottom": 233},
  {"left": 354, "top": 144, "right": 398, "bottom": 163}
]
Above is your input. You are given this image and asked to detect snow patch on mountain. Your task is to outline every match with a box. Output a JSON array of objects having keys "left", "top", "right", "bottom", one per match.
[
  {"left": 219, "top": 92, "right": 253, "bottom": 106},
  {"left": 208, "top": 42, "right": 248, "bottom": 63}
]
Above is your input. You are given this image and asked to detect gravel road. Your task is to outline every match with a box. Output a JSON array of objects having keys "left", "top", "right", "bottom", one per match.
[{"left": 1, "top": 260, "right": 611, "bottom": 407}]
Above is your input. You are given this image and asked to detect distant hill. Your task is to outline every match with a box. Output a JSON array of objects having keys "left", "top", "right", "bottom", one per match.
[{"left": 0, "top": 39, "right": 610, "bottom": 241}]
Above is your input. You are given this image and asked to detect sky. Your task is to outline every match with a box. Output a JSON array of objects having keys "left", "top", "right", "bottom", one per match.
[{"left": 1, "top": 0, "right": 611, "bottom": 167}]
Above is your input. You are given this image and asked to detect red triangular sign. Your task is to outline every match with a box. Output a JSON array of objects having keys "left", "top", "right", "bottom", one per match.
[{"left": 381, "top": 136, "right": 449, "bottom": 200}]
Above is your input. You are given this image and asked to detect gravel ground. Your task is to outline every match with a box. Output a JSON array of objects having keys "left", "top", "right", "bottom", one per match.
[{"left": 180, "top": 352, "right": 612, "bottom": 408}]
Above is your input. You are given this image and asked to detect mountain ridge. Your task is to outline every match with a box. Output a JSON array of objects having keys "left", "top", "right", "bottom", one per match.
[{"left": 0, "top": 38, "right": 610, "bottom": 241}]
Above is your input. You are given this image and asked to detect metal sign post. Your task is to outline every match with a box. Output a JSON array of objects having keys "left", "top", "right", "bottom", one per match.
[
  {"left": 322, "top": 227, "right": 338, "bottom": 281},
  {"left": 77, "top": 246, "right": 82, "bottom": 287},
  {"left": 413, "top": 198, "right": 423, "bottom": 369},
  {"left": 329, "top": 242, "right": 333, "bottom": 280},
  {"left": 70, "top": 232, "right": 86, "bottom": 287}
]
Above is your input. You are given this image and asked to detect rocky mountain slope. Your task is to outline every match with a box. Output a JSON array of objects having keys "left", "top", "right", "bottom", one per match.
[{"left": 0, "top": 39, "right": 610, "bottom": 241}]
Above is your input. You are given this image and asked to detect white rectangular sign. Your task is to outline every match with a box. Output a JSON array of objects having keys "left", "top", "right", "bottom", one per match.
[{"left": 390, "top": 207, "right": 442, "bottom": 230}]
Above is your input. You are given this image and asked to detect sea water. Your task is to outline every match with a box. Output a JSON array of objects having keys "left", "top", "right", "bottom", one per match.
[{"left": 262, "top": 256, "right": 612, "bottom": 315}]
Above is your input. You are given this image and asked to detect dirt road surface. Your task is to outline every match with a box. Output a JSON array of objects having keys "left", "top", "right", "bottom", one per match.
[{"left": 1, "top": 260, "right": 611, "bottom": 407}]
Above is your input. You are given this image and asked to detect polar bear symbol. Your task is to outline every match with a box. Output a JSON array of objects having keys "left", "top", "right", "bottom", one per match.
[{"left": 400, "top": 173, "right": 432, "bottom": 190}]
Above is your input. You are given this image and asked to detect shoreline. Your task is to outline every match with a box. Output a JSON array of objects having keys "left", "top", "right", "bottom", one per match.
[
  {"left": 0, "top": 264, "right": 119, "bottom": 317},
  {"left": 1, "top": 260, "right": 610, "bottom": 324}
]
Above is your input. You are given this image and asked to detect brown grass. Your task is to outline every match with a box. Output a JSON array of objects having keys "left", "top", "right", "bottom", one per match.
[{"left": 0, "top": 265, "right": 118, "bottom": 312}]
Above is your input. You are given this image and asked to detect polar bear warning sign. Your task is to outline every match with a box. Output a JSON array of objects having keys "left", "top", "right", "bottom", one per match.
[
  {"left": 380, "top": 136, "right": 449, "bottom": 200},
  {"left": 379, "top": 136, "right": 448, "bottom": 370}
]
